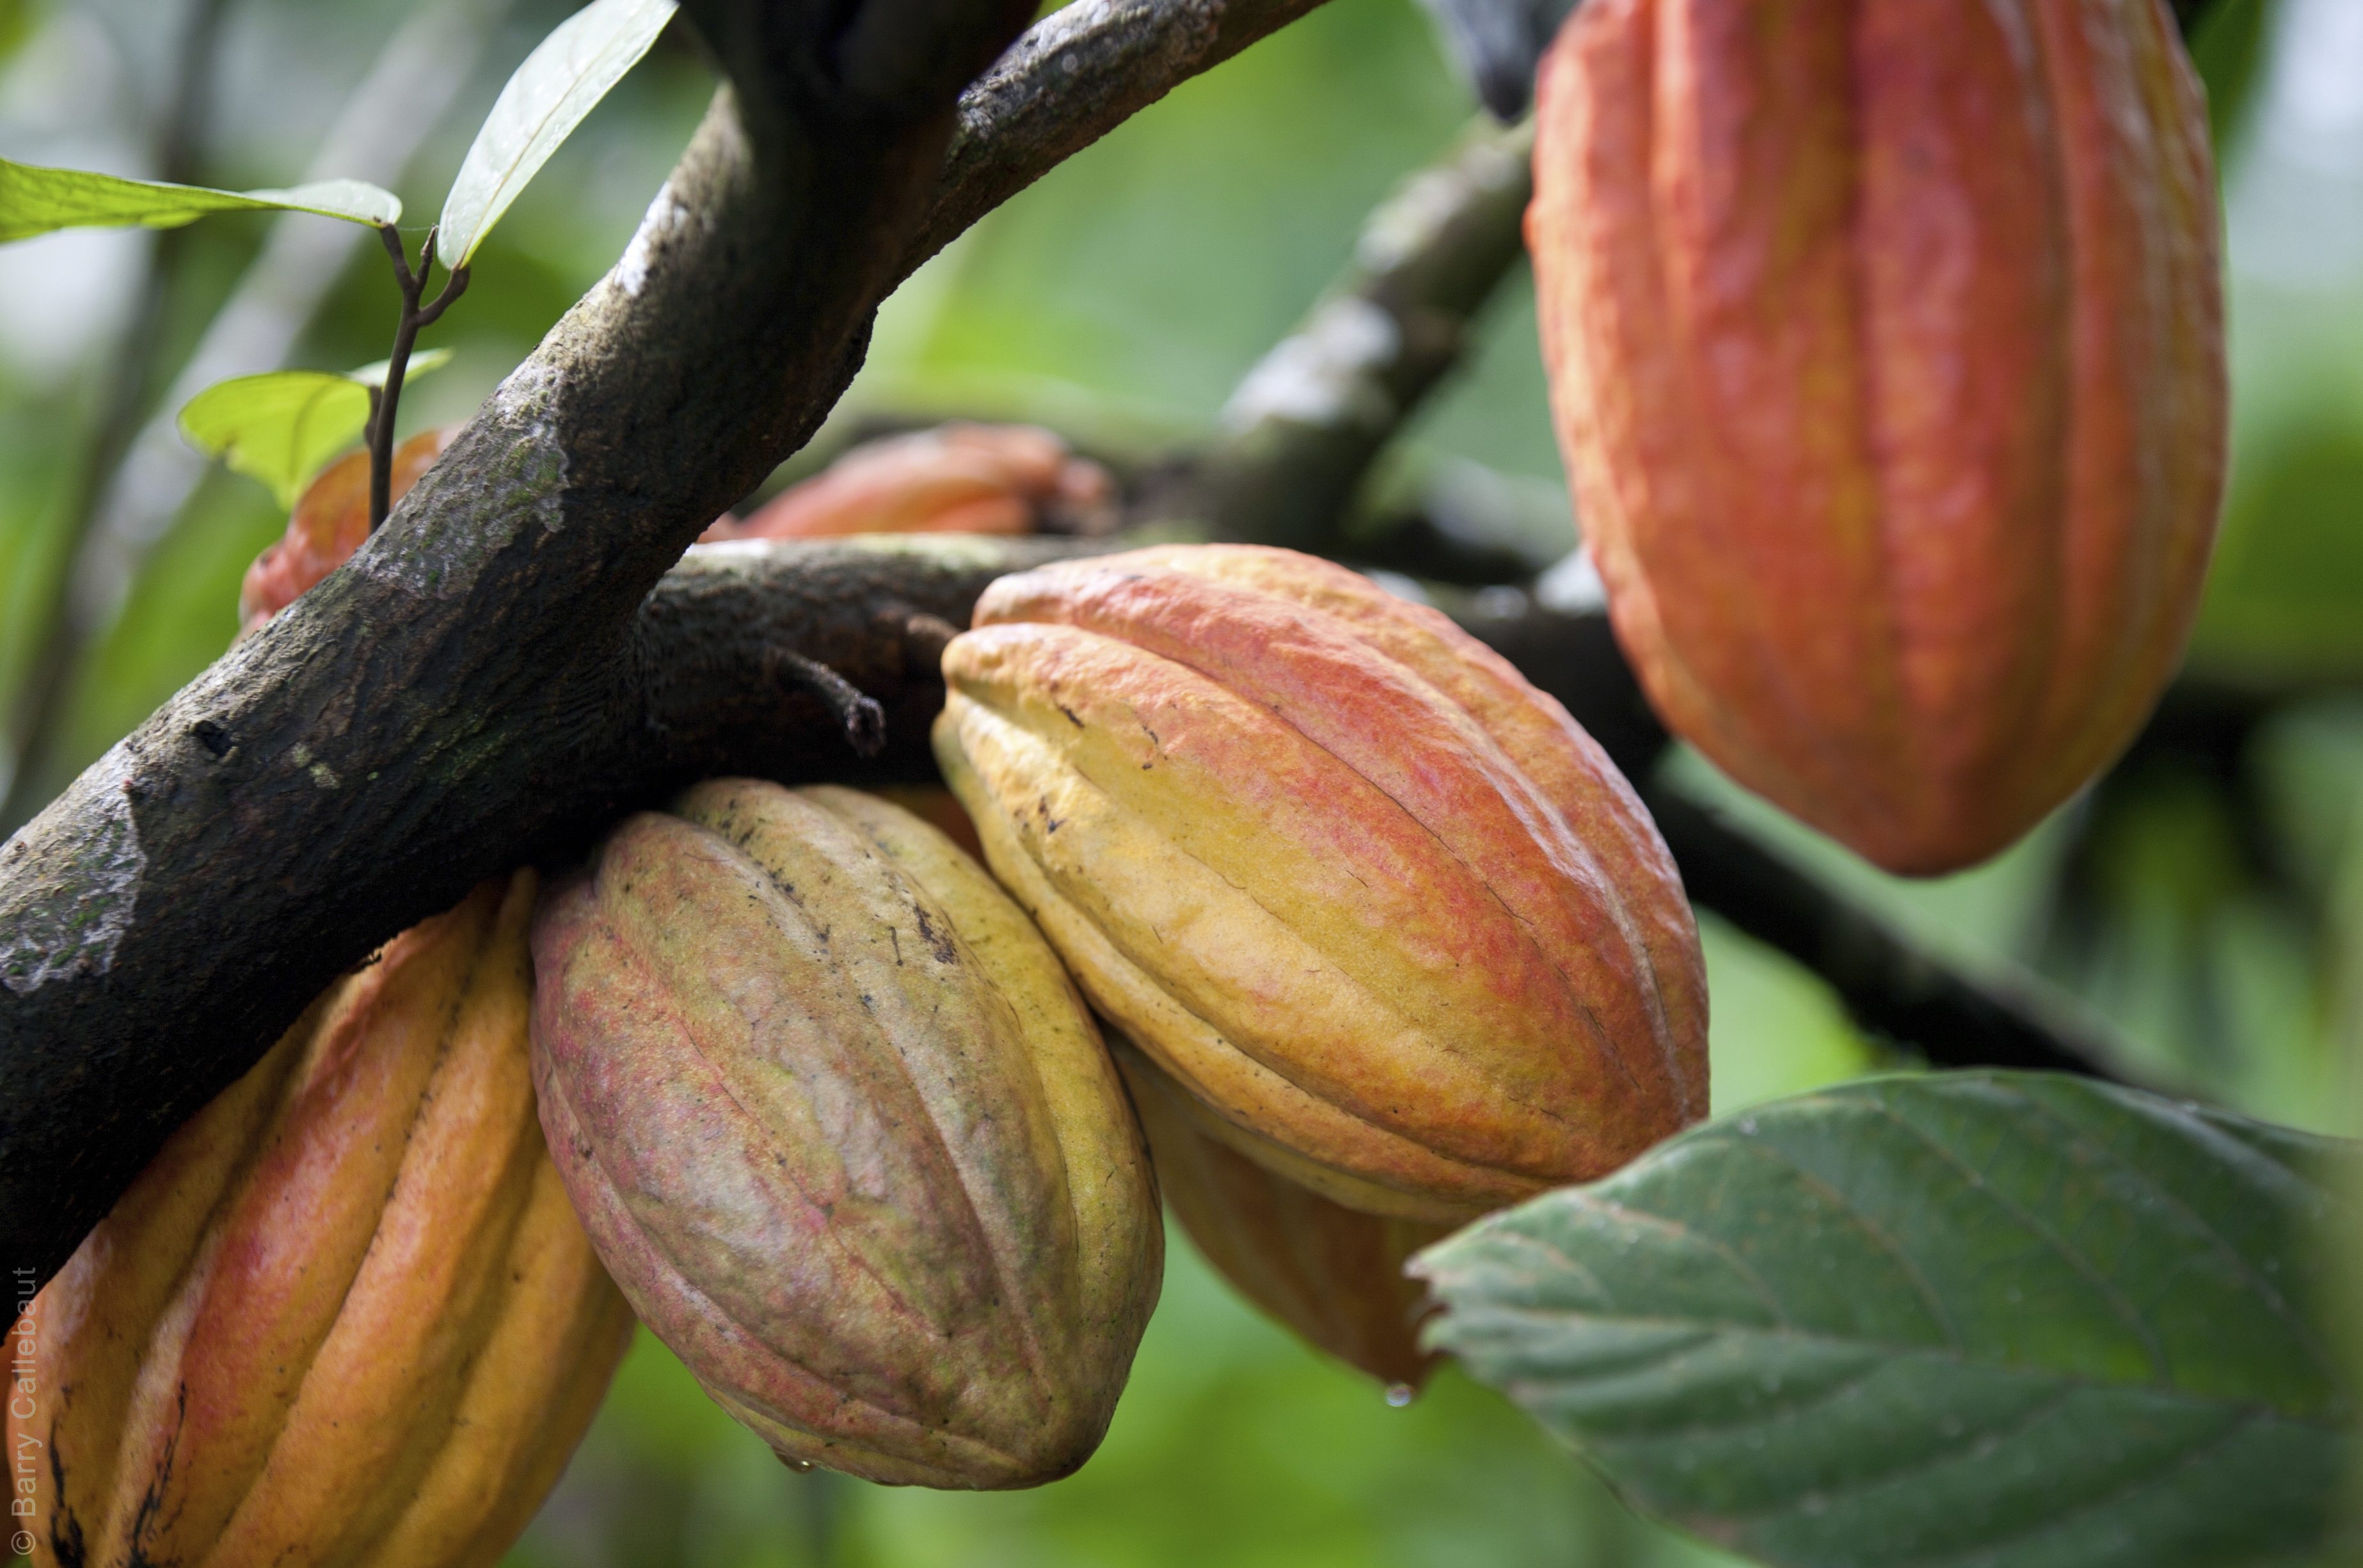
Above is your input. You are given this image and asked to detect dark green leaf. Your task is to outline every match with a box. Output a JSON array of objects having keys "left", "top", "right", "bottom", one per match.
[
  {"left": 437, "top": 0, "right": 677, "bottom": 269},
  {"left": 0, "top": 159, "right": 399, "bottom": 244},
  {"left": 1416, "top": 1072, "right": 2358, "bottom": 1568}
]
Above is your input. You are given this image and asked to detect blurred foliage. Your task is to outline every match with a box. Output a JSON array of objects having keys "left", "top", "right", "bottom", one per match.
[
  {"left": 1, "top": 0, "right": 2360, "bottom": 1561},
  {"left": 2190, "top": 0, "right": 2273, "bottom": 149}
]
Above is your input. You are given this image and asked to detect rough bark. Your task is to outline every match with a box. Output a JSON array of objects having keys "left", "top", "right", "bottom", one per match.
[{"left": 0, "top": 0, "right": 1329, "bottom": 1288}]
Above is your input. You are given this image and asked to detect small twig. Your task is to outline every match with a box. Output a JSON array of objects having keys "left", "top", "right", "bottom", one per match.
[
  {"left": 1451, "top": 576, "right": 2174, "bottom": 1091},
  {"left": 366, "top": 223, "right": 470, "bottom": 530},
  {"left": 769, "top": 649, "right": 889, "bottom": 757},
  {"left": 1640, "top": 787, "right": 2159, "bottom": 1086},
  {"left": 898, "top": 612, "right": 962, "bottom": 673},
  {"left": 1182, "top": 115, "right": 1535, "bottom": 553}
]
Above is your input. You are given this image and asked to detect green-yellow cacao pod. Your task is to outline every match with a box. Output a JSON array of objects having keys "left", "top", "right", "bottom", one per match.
[
  {"left": 7, "top": 874, "right": 634, "bottom": 1568},
  {"left": 1115, "top": 1038, "right": 1444, "bottom": 1391},
  {"left": 529, "top": 782, "right": 1162, "bottom": 1489},
  {"left": 934, "top": 544, "right": 1708, "bottom": 1224},
  {"left": 1531, "top": 0, "right": 2225, "bottom": 875}
]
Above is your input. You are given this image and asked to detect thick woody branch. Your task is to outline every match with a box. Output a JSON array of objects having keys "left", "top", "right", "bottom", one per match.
[{"left": 0, "top": 0, "right": 1330, "bottom": 1287}]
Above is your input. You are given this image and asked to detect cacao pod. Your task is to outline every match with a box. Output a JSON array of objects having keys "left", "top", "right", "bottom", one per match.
[
  {"left": 1529, "top": 0, "right": 2225, "bottom": 874},
  {"left": 1115, "top": 1037, "right": 1444, "bottom": 1391},
  {"left": 237, "top": 425, "right": 458, "bottom": 635},
  {"left": 8, "top": 874, "right": 634, "bottom": 1568},
  {"left": 866, "top": 782, "right": 987, "bottom": 863},
  {"left": 934, "top": 543, "right": 1708, "bottom": 1224},
  {"left": 530, "top": 781, "right": 1162, "bottom": 1488},
  {"left": 702, "top": 422, "right": 1115, "bottom": 542}
]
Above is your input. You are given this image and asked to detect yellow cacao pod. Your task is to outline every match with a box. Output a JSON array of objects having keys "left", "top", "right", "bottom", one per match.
[
  {"left": 1115, "top": 1038, "right": 1444, "bottom": 1391},
  {"left": 1531, "top": 0, "right": 2225, "bottom": 875},
  {"left": 934, "top": 544, "right": 1708, "bottom": 1224},
  {"left": 7, "top": 874, "right": 634, "bottom": 1568},
  {"left": 530, "top": 782, "right": 1162, "bottom": 1489}
]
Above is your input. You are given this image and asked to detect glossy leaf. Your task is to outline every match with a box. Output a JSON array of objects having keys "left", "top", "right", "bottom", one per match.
[
  {"left": 1416, "top": 1072, "right": 2359, "bottom": 1568},
  {"left": 436, "top": 0, "right": 677, "bottom": 269},
  {"left": 0, "top": 159, "right": 399, "bottom": 244}
]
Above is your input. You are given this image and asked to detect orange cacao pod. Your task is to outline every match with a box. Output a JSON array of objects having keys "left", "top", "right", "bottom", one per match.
[
  {"left": 934, "top": 544, "right": 1708, "bottom": 1224},
  {"left": 237, "top": 425, "right": 458, "bottom": 636},
  {"left": 7, "top": 875, "right": 634, "bottom": 1568},
  {"left": 530, "top": 782, "right": 1161, "bottom": 1488},
  {"left": 702, "top": 423, "right": 1115, "bottom": 542},
  {"left": 1530, "top": 0, "right": 2225, "bottom": 874},
  {"left": 1115, "top": 1038, "right": 1444, "bottom": 1391}
]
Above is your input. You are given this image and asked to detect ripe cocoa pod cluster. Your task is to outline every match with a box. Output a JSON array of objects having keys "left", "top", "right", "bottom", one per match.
[
  {"left": 11, "top": 876, "right": 633, "bottom": 1568},
  {"left": 1530, "top": 0, "right": 2224, "bottom": 874},
  {"left": 934, "top": 544, "right": 1710, "bottom": 1380},
  {"left": 530, "top": 781, "right": 1163, "bottom": 1487}
]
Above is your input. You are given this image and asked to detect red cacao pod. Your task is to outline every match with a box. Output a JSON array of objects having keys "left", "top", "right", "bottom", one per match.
[
  {"left": 530, "top": 782, "right": 1161, "bottom": 1488},
  {"left": 1115, "top": 1038, "right": 1444, "bottom": 1391},
  {"left": 6, "top": 875, "right": 633, "bottom": 1568},
  {"left": 1530, "top": 0, "right": 2225, "bottom": 874},
  {"left": 702, "top": 423, "right": 1115, "bottom": 542},
  {"left": 935, "top": 544, "right": 1708, "bottom": 1224},
  {"left": 237, "top": 425, "right": 458, "bottom": 636}
]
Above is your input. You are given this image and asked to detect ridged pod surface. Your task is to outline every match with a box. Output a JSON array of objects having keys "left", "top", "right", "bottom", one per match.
[
  {"left": 8, "top": 875, "right": 634, "bottom": 1568},
  {"left": 1115, "top": 1039, "right": 1445, "bottom": 1390},
  {"left": 1530, "top": 0, "right": 2225, "bottom": 873},
  {"left": 530, "top": 782, "right": 1161, "bottom": 1489},
  {"left": 935, "top": 544, "right": 1708, "bottom": 1224}
]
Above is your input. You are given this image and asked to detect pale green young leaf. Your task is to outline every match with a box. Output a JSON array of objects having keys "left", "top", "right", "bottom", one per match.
[
  {"left": 436, "top": 0, "right": 677, "bottom": 269},
  {"left": 179, "top": 372, "right": 372, "bottom": 510},
  {"left": 346, "top": 345, "right": 455, "bottom": 389},
  {"left": 0, "top": 159, "right": 399, "bottom": 244}
]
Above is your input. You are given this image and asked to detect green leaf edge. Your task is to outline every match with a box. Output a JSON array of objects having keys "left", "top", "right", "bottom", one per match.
[
  {"left": 0, "top": 159, "right": 399, "bottom": 244},
  {"left": 434, "top": 0, "right": 678, "bottom": 269}
]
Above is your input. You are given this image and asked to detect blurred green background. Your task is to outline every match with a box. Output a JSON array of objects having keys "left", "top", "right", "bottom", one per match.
[{"left": 1, "top": 0, "right": 2358, "bottom": 1563}]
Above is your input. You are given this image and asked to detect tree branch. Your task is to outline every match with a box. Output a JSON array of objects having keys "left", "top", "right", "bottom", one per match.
[
  {"left": 0, "top": 0, "right": 1343, "bottom": 1290},
  {"left": 1179, "top": 115, "right": 1536, "bottom": 551},
  {"left": 1450, "top": 582, "right": 2165, "bottom": 1088},
  {"left": 902, "top": 0, "right": 1335, "bottom": 277}
]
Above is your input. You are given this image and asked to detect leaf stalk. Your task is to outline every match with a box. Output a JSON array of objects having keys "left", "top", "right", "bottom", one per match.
[{"left": 367, "top": 222, "right": 469, "bottom": 530}]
